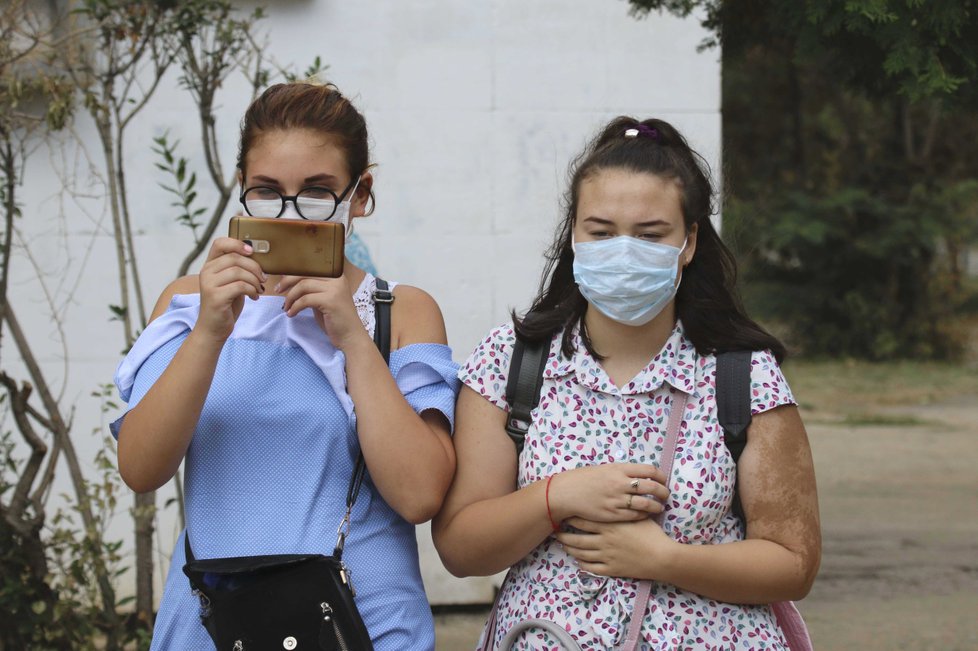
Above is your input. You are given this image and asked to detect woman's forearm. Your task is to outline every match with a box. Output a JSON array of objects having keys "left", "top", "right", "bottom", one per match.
[
  {"left": 657, "top": 537, "right": 819, "bottom": 604},
  {"left": 434, "top": 480, "right": 555, "bottom": 577},
  {"left": 343, "top": 334, "right": 455, "bottom": 524},
  {"left": 117, "top": 329, "right": 225, "bottom": 493}
]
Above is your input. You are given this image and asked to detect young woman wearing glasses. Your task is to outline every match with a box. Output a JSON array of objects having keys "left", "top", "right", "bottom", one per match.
[{"left": 113, "top": 82, "right": 458, "bottom": 650}]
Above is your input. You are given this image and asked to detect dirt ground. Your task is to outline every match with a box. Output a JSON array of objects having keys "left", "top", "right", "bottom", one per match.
[{"left": 433, "top": 375, "right": 978, "bottom": 650}]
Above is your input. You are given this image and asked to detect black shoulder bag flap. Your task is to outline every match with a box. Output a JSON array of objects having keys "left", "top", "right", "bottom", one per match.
[{"left": 181, "top": 279, "right": 394, "bottom": 651}]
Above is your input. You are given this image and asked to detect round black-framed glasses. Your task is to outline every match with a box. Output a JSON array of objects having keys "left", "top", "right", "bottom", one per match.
[{"left": 239, "top": 177, "right": 359, "bottom": 221}]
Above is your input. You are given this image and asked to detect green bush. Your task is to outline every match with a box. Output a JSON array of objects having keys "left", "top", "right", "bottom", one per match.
[{"left": 726, "top": 183, "right": 973, "bottom": 360}]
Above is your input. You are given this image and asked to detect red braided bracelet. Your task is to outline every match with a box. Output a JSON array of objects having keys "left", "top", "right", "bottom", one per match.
[{"left": 545, "top": 474, "right": 560, "bottom": 532}]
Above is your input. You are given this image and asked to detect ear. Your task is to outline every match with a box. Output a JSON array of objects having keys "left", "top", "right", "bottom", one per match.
[
  {"left": 350, "top": 170, "right": 373, "bottom": 219},
  {"left": 683, "top": 222, "right": 699, "bottom": 266},
  {"left": 236, "top": 169, "right": 244, "bottom": 191}
]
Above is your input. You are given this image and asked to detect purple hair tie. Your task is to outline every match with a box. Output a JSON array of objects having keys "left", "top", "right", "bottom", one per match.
[{"left": 624, "top": 124, "right": 660, "bottom": 141}]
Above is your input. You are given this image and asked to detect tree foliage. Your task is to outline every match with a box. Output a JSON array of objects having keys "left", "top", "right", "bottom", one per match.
[{"left": 630, "top": 0, "right": 978, "bottom": 358}]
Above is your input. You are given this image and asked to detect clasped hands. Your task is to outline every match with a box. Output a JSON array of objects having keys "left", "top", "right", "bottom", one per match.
[{"left": 548, "top": 462, "right": 676, "bottom": 580}]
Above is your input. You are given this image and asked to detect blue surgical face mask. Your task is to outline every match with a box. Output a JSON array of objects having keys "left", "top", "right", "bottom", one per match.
[{"left": 572, "top": 235, "right": 687, "bottom": 326}]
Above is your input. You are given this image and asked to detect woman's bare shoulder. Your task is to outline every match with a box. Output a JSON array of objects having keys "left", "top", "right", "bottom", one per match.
[
  {"left": 149, "top": 275, "right": 200, "bottom": 322},
  {"left": 391, "top": 284, "right": 447, "bottom": 347}
]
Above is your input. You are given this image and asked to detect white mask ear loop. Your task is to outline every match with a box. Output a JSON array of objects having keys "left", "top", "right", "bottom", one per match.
[
  {"left": 675, "top": 236, "right": 690, "bottom": 286},
  {"left": 346, "top": 175, "right": 362, "bottom": 207},
  {"left": 341, "top": 175, "right": 363, "bottom": 240}
]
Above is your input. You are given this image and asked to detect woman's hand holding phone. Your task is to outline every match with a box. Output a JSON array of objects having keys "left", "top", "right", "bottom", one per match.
[
  {"left": 197, "top": 237, "right": 266, "bottom": 342},
  {"left": 276, "top": 274, "right": 369, "bottom": 351}
]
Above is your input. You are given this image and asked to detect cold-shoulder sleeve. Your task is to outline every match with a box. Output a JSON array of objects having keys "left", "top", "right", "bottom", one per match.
[
  {"left": 458, "top": 323, "right": 517, "bottom": 411},
  {"left": 109, "top": 295, "right": 200, "bottom": 439},
  {"left": 748, "top": 349, "right": 796, "bottom": 415},
  {"left": 388, "top": 343, "right": 460, "bottom": 432}
]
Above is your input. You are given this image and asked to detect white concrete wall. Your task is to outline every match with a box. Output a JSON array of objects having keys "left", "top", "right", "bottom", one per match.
[{"left": 7, "top": 0, "right": 719, "bottom": 606}]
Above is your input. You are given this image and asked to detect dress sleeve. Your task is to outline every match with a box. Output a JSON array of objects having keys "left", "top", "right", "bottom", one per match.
[
  {"left": 749, "top": 349, "right": 796, "bottom": 415},
  {"left": 109, "top": 295, "right": 200, "bottom": 439},
  {"left": 388, "top": 343, "right": 461, "bottom": 432},
  {"left": 109, "top": 335, "right": 187, "bottom": 439},
  {"left": 457, "top": 323, "right": 516, "bottom": 411}
]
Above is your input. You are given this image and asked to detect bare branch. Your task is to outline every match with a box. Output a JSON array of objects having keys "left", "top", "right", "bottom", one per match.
[
  {"left": 25, "top": 401, "right": 56, "bottom": 433},
  {"left": 0, "top": 372, "right": 47, "bottom": 522},
  {"left": 32, "top": 432, "right": 60, "bottom": 511},
  {"left": 112, "top": 123, "right": 148, "bottom": 328},
  {"left": 175, "top": 21, "right": 270, "bottom": 277},
  {"left": 13, "top": 226, "right": 72, "bottom": 400},
  {"left": 3, "top": 303, "right": 120, "bottom": 626}
]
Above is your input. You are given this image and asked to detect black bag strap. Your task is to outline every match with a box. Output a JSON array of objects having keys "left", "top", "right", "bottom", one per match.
[
  {"left": 335, "top": 277, "right": 393, "bottom": 557},
  {"left": 503, "top": 335, "right": 550, "bottom": 455},
  {"left": 186, "top": 277, "right": 394, "bottom": 564},
  {"left": 715, "top": 350, "right": 752, "bottom": 524}
]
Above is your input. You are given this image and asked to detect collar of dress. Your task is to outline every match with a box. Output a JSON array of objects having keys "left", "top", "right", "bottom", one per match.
[{"left": 542, "top": 319, "right": 697, "bottom": 396}]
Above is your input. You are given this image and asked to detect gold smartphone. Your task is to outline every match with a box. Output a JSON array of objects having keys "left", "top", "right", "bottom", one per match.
[{"left": 228, "top": 216, "right": 345, "bottom": 278}]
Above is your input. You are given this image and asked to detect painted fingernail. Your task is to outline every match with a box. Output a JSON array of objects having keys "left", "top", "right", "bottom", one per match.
[
  {"left": 243, "top": 243, "right": 253, "bottom": 254},
  {"left": 260, "top": 284, "right": 265, "bottom": 293},
  {"left": 273, "top": 283, "right": 281, "bottom": 293}
]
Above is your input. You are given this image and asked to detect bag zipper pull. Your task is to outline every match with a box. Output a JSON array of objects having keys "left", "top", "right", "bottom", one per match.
[
  {"left": 320, "top": 602, "right": 348, "bottom": 651},
  {"left": 191, "top": 588, "right": 211, "bottom": 620},
  {"left": 339, "top": 563, "right": 356, "bottom": 598}
]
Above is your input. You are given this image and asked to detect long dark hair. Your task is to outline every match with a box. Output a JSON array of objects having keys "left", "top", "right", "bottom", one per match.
[{"left": 513, "top": 116, "right": 787, "bottom": 362}]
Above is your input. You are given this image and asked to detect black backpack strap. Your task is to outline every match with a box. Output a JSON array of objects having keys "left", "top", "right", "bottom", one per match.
[
  {"left": 716, "top": 350, "right": 752, "bottom": 524},
  {"left": 503, "top": 336, "right": 549, "bottom": 455}
]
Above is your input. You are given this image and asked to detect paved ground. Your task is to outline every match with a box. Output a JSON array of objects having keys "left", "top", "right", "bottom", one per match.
[{"left": 433, "top": 394, "right": 978, "bottom": 650}]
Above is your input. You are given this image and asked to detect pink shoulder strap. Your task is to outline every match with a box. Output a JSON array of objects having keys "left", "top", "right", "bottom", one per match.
[{"left": 616, "top": 390, "right": 687, "bottom": 651}]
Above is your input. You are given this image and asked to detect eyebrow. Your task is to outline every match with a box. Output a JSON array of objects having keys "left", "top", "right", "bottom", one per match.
[
  {"left": 250, "top": 173, "right": 339, "bottom": 186},
  {"left": 302, "top": 173, "right": 339, "bottom": 185},
  {"left": 582, "top": 216, "right": 672, "bottom": 228}
]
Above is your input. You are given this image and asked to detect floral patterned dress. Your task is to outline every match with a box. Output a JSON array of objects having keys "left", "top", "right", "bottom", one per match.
[{"left": 459, "top": 320, "right": 797, "bottom": 650}]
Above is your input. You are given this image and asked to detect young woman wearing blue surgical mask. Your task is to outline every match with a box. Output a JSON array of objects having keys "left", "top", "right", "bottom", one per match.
[
  {"left": 113, "top": 82, "right": 459, "bottom": 650},
  {"left": 434, "top": 117, "right": 820, "bottom": 650}
]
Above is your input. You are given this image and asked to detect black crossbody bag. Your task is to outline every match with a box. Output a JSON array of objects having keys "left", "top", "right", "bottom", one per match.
[{"left": 182, "top": 279, "right": 395, "bottom": 651}]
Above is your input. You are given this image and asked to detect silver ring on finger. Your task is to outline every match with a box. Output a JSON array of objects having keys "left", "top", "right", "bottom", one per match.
[{"left": 630, "top": 478, "right": 640, "bottom": 493}]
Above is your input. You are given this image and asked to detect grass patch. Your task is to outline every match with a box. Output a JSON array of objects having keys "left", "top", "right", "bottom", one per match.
[
  {"left": 840, "top": 413, "right": 929, "bottom": 427},
  {"left": 780, "top": 359, "right": 978, "bottom": 417}
]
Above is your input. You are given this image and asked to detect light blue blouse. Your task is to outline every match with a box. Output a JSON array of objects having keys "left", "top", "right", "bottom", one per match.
[{"left": 113, "top": 285, "right": 458, "bottom": 651}]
